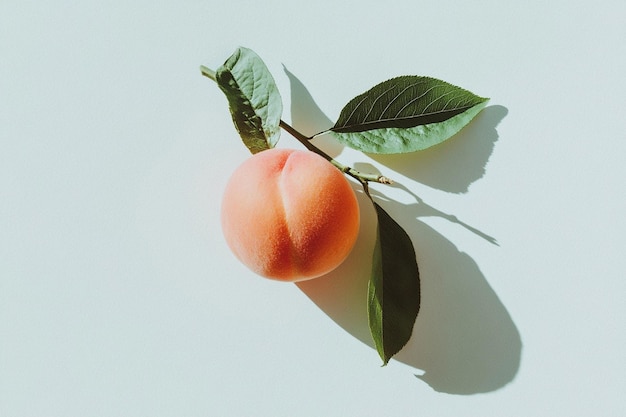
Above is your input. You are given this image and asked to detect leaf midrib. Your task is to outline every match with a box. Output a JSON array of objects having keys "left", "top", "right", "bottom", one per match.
[{"left": 331, "top": 105, "right": 473, "bottom": 133}]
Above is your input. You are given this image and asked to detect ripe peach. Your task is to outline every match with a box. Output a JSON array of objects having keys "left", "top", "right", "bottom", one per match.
[{"left": 221, "top": 148, "right": 360, "bottom": 281}]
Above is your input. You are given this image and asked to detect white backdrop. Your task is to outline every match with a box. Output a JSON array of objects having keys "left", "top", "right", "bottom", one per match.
[{"left": 1, "top": 1, "right": 625, "bottom": 416}]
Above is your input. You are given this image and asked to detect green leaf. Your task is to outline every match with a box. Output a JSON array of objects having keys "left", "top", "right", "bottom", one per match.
[
  {"left": 367, "top": 199, "right": 420, "bottom": 365},
  {"left": 328, "top": 76, "right": 488, "bottom": 154},
  {"left": 215, "top": 47, "right": 283, "bottom": 154}
]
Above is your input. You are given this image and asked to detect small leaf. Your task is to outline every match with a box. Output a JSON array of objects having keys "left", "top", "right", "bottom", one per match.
[
  {"left": 215, "top": 47, "right": 283, "bottom": 154},
  {"left": 328, "top": 76, "right": 488, "bottom": 154},
  {"left": 367, "top": 199, "right": 420, "bottom": 365}
]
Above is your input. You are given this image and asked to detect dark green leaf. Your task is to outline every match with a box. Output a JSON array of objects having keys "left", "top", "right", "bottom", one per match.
[
  {"left": 367, "top": 199, "right": 420, "bottom": 365},
  {"left": 215, "top": 47, "right": 282, "bottom": 154},
  {"left": 329, "top": 76, "right": 488, "bottom": 154}
]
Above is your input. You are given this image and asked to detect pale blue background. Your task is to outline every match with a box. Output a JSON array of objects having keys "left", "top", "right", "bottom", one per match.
[{"left": 1, "top": 1, "right": 625, "bottom": 416}]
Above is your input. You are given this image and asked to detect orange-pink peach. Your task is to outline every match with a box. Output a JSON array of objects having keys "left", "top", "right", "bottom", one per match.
[{"left": 221, "top": 148, "right": 360, "bottom": 281}]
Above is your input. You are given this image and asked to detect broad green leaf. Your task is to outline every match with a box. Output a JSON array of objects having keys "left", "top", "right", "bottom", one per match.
[
  {"left": 215, "top": 47, "right": 282, "bottom": 154},
  {"left": 367, "top": 199, "right": 420, "bottom": 365},
  {"left": 328, "top": 76, "right": 488, "bottom": 154}
]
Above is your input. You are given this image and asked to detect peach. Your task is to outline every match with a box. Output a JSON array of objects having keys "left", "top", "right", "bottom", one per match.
[{"left": 221, "top": 148, "right": 360, "bottom": 281}]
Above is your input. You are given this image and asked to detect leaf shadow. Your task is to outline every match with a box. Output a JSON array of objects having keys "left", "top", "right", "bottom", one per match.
[
  {"left": 284, "top": 64, "right": 506, "bottom": 194},
  {"left": 372, "top": 185, "right": 521, "bottom": 394},
  {"left": 298, "top": 188, "right": 522, "bottom": 394},
  {"left": 287, "top": 68, "right": 521, "bottom": 394},
  {"left": 368, "top": 105, "right": 507, "bottom": 194},
  {"left": 283, "top": 65, "right": 343, "bottom": 159}
]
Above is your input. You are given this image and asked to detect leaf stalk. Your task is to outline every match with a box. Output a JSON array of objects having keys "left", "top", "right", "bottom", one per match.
[{"left": 200, "top": 65, "right": 217, "bottom": 81}]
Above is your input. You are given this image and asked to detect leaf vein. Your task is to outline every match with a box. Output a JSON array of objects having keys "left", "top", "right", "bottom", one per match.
[
  {"left": 396, "top": 84, "right": 443, "bottom": 118},
  {"left": 379, "top": 80, "right": 431, "bottom": 119},
  {"left": 362, "top": 83, "right": 400, "bottom": 123},
  {"left": 419, "top": 90, "right": 456, "bottom": 115},
  {"left": 341, "top": 95, "right": 369, "bottom": 128}
]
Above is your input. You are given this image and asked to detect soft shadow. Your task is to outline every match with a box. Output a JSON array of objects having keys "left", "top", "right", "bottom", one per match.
[
  {"left": 373, "top": 186, "right": 520, "bottom": 394},
  {"left": 369, "top": 105, "right": 507, "bottom": 193},
  {"left": 283, "top": 65, "right": 343, "bottom": 158},
  {"left": 297, "top": 190, "right": 376, "bottom": 347},
  {"left": 298, "top": 188, "right": 521, "bottom": 394},
  {"left": 354, "top": 167, "right": 499, "bottom": 246},
  {"left": 285, "top": 65, "right": 506, "bottom": 194},
  {"left": 287, "top": 69, "right": 520, "bottom": 394}
]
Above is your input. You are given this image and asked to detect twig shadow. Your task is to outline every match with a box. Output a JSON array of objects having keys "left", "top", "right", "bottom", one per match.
[{"left": 287, "top": 68, "right": 521, "bottom": 394}]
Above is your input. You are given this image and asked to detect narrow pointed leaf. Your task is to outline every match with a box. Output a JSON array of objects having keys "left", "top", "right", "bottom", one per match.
[
  {"left": 215, "top": 47, "right": 282, "bottom": 154},
  {"left": 367, "top": 199, "right": 420, "bottom": 365},
  {"left": 329, "top": 76, "right": 488, "bottom": 154}
]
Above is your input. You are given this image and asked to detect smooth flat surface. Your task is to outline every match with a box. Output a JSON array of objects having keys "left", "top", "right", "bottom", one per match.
[{"left": 1, "top": 1, "right": 625, "bottom": 415}]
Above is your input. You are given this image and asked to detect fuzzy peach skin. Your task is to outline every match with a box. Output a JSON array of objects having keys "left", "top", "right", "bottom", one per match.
[{"left": 221, "top": 148, "right": 360, "bottom": 281}]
